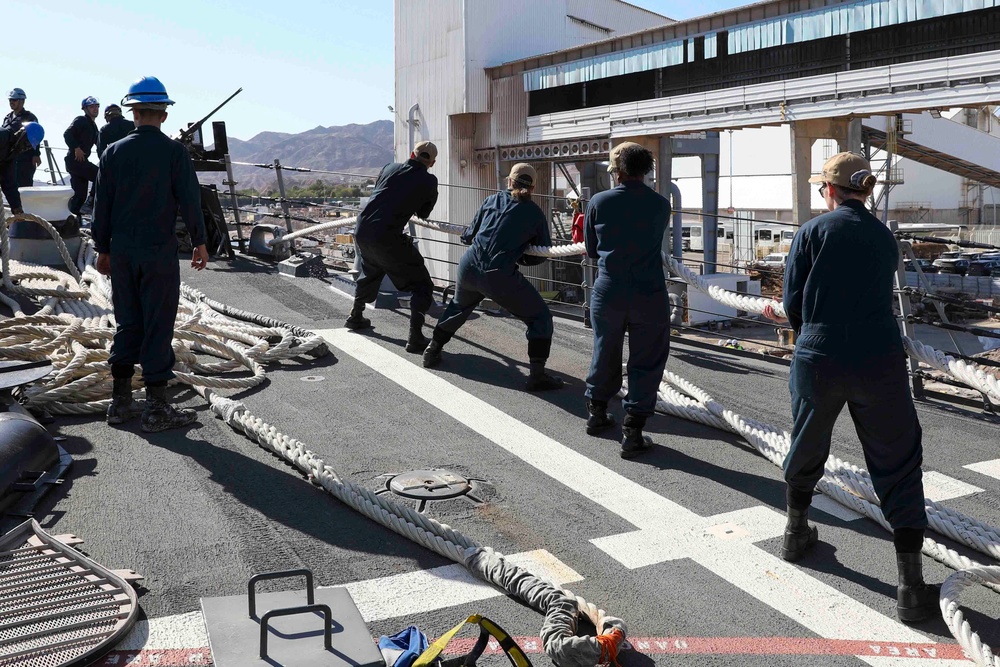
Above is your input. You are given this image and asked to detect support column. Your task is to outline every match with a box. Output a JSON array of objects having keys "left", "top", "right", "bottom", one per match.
[
  {"left": 846, "top": 118, "right": 863, "bottom": 154},
  {"left": 657, "top": 136, "right": 675, "bottom": 276},
  {"left": 701, "top": 132, "right": 720, "bottom": 274},
  {"left": 790, "top": 123, "right": 814, "bottom": 228}
]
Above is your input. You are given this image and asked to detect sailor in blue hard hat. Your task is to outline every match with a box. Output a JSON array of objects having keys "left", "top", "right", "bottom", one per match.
[
  {"left": 97, "top": 104, "right": 135, "bottom": 158},
  {"left": 0, "top": 121, "right": 44, "bottom": 215},
  {"left": 2, "top": 88, "right": 41, "bottom": 191},
  {"left": 63, "top": 96, "right": 101, "bottom": 216},
  {"left": 92, "top": 76, "right": 207, "bottom": 432}
]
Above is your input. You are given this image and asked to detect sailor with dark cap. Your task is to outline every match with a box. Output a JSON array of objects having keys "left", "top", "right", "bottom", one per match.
[
  {"left": 93, "top": 76, "right": 209, "bottom": 433},
  {"left": 2, "top": 88, "right": 41, "bottom": 192},
  {"left": 97, "top": 104, "right": 135, "bottom": 157},
  {"left": 347, "top": 141, "right": 439, "bottom": 353},
  {"left": 422, "top": 163, "right": 563, "bottom": 391},
  {"left": 583, "top": 142, "right": 671, "bottom": 459},
  {"left": 763, "top": 152, "right": 938, "bottom": 623},
  {"left": 64, "top": 96, "right": 101, "bottom": 215},
  {"left": 0, "top": 121, "right": 45, "bottom": 214}
]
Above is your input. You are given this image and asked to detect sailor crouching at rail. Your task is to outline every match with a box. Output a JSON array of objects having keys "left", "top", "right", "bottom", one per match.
[
  {"left": 347, "top": 141, "right": 439, "bottom": 355},
  {"left": 0, "top": 121, "right": 44, "bottom": 215},
  {"left": 93, "top": 76, "right": 209, "bottom": 433},
  {"left": 422, "top": 163, "right": 563, "bottom": 392},
  {"left": 763, "top": 152, "right": 939, "bottom": 623},
  {"left": 584, "top": 142, "right": 671, "bottom": 459}
]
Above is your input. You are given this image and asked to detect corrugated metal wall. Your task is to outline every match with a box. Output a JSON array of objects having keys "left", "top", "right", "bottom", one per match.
[
  {"left": 491, "top": 76, "right": 530, "bottom": 147},
  {"left": 520, "top": 0, "right": 999, "bottom": 91},
  {"left": 729, "top": 0, "right": 1000, "bottom": 53}
]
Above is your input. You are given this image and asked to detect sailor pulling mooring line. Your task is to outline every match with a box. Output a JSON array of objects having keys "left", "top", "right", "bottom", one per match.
[
  {"left": 94, "top": 75, "right": 210, "bottom": 433},
  {"left": 422, "top": 163, "right": 563, "bottom": 392},
  {"left": 346, "top": 140, "right": 438, "bottom": 355},
  {"left": 763, "top": 152, "right": 939, "bottom": 623}
]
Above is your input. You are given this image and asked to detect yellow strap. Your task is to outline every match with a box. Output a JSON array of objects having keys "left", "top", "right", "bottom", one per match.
[
  {"left": 412, "top": 614, "right": 531, "bottom": 667},
  {"left": 412, "top": 615, "right": 482, "bottom": 667},
  {"left": 478, "top": 618, "right": 531, "bottom": 667}
]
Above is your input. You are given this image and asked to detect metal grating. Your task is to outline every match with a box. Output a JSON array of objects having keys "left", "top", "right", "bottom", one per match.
[{"left": 0, "top": 520, "right": 139, "bottom": 667}]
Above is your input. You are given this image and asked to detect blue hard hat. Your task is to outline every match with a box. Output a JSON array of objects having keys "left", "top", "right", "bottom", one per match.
[
  {"left": 121, "top": 76, "right": 175, "bottom": 107},
  {"left": 7, "top": 88, "right": 26, "bottom": 101},
  {"left": 81, "top": 96, "right": 99, "bottom": 109},
  {"left": 22, "top": 122, "right": 44, "bottom": 149}
]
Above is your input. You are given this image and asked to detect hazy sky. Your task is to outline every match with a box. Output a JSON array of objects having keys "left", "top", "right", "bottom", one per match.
[{"left": 2, "top": 0, "right": 747, "bottom": 148}]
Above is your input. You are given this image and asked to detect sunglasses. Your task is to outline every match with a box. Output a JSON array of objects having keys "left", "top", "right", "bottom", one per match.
[{"left": 818, "top": 183, "right": 828, "bottom": 196}]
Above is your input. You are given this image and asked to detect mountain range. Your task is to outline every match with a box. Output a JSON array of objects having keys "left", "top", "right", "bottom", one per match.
[{"left": 218, "top": 119, "right": 394, "bottom": 192}]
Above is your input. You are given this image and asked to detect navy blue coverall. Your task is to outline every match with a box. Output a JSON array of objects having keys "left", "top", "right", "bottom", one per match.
[
  {"left": 97, "top": 117, "right": 136, "bottom": 157},
  {"left": 0, "top": 128, "right": 31, "bottom": 210},
  {"left": 92, "top": 125, "right": 206, "bottom": 385},
  {"left": 434, "top": 190, "right": 554, "bottom": 356},
  {"left": 783, "top": 199, "right": 926, "bottom": 531},
  {"left": 353, "top": 159, "right": 437, "bottom": 314},
  {"left": 64, "top": 115, "right": 99, "bottom": 214},
  {"left": 2, "top": 109, "right": 40, "bottom": 188},
  {"left": 584, "top": 180, "right": 671, "bottom": 418}
]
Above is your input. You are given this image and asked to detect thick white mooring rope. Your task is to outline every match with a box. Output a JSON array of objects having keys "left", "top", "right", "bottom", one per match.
[
  {"left": 0, "top": 211, "right": 621, "bottom": 667},
  {"left": 8, "top": 207, "right": 1000, "bottom": 663},
  {"left": 664, "top": 253, "right": 1000, "bottom": 665}
]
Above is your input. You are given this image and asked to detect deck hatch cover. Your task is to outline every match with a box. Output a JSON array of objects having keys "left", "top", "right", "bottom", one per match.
[{"left": 0, "top": 520, "right": 139, "bottom": 667}]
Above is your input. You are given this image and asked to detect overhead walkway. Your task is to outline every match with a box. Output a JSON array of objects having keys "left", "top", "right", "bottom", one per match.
[{"left": 863, "top": 112, "right": 1000, "bottom": 188}]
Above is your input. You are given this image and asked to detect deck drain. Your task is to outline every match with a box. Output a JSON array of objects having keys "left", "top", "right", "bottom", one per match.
[
  {"left": 378, "top": 469, "right": 485, "bottom": 513},
  {"left": 300, "top": 375, "right": 325, "bottom": 382}
]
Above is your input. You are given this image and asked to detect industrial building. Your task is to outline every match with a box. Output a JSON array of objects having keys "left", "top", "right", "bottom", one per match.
[{"left": 393, "top": 0, "right": 1000, "bottom": 288}]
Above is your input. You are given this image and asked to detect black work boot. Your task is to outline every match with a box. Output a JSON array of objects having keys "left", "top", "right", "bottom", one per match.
[
  {"left": 405, "top": 313, "right": 429, "bottom": 354},
  {"left": 525, "top": 359, "right": 563, "bottom": 392},
  {"left": 345, "top": 301, "right": 371, "bottom": 330},
  {"left": 586, "top": 399, "right": 616, "bottom": 435},
  {"left": 423, "top": 341, "right": 444, "bottom": 368},
  {"left": 10, "top": 207, "right": 23, "bottom": 216},
  {"left": 141, "top": 385, "right": 197, "bottom": 433},
  {"left": 781, "top": 506, "right": 818, "bottom": 562},
  {"left": 620, "top": 414, "right": 653, "bottom": 458},
  {"left": 896, "top": 551, "right": 940, "bottom": 623},
  {"left": 106, "top": 377, "right": 142, "bottom": 425}
]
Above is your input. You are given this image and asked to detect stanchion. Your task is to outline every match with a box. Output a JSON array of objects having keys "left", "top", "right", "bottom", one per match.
[{"left": 224, "top": 154, "right": 247, "bottom": 254}]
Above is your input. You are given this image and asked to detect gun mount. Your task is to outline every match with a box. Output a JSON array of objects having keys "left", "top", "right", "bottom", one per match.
[
  {"left": 178, "top": 87, "right": 242, "bottom": 173},
  {"left": 174, "top": 88, "right": 243, "bottom": 258}
]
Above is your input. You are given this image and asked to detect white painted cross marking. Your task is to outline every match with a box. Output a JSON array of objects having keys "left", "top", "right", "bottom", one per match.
[
  {"left": 811, "top": 494, "right": 864, "bottom": 522},
  {"left": 964, "top": 458, "right": 1000, "bottom": 482},
  {"left": 921, "top": 471, "right": 982, "bottom": 502},
  {"left": 318, "top": 329, "right": 944, "bottom": 666},
  {"left": 118, "top": 550, "right": 580, "bottom": 650}
]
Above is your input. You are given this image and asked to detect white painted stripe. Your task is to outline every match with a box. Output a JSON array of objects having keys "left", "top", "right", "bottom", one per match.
[
  {"left": 116, "top": 550, "right": 579, "bottom": 650},
  {"left": 922, "top": 471, "right": 983, "bottom": 502},
  {"left": 812, "top": 494, "right": 864, "bottom": 522},
  {"left": 336, "top": 549, "right": 582, "bottom": 622},
  {"left": 325, "top": 283, "right": 374, "bottom": 309},
  {"left": 318, "top": 328, "right": 943, "bottom": 666},
  {"left": 964, "top": 458, "right": 1000, "bottom": 481}
]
